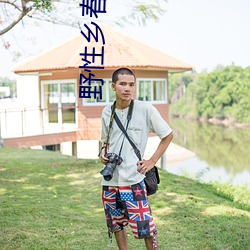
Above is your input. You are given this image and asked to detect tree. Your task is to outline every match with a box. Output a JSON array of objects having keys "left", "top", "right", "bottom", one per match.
[
  {"left": 0, "top": 0, "right": 167, "bottom": 36},
  {"left": 170, "top": 65, "right": 250, "bottom": 123},
  {"left": 0, "top": 76, "right": 16, "bottom": 96}
]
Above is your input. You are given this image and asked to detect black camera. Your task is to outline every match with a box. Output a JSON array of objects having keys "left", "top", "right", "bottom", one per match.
[{"left": 100, "top": 153, "right": 123, "bottom": 181}]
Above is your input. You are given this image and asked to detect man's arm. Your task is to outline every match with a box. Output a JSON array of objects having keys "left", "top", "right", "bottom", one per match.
[
  {"left": 99, "top": 142, "right": 109, "bottom": 164},
  {"left": 137, "top": 132, "right": 173, "bottom": 175}
]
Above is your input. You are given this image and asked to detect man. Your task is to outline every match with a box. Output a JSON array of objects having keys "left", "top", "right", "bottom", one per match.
[{"left": 99, "top": 68, "right": 173, "bottom": 250}]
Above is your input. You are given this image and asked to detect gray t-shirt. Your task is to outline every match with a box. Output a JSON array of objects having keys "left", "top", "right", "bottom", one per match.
[{"left": 101, "top": 100, "right": 172, "bottom": 186}]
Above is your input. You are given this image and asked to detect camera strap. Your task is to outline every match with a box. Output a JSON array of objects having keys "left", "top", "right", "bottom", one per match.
[
  {"left": 104, "top": 102, "right": 116, "bottom": 153},
  {"left": 98, "top": 103, "right": 116, "bottom": 156}
]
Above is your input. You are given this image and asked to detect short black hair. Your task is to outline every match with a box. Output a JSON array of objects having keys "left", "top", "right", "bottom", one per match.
[{"left": 112, "top": 68, "right": 136, "bottom": 83}]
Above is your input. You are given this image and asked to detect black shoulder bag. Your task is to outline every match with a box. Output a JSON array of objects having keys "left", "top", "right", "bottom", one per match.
[{"left": 114, "top": 101, "right": 160, "bottom": 196}]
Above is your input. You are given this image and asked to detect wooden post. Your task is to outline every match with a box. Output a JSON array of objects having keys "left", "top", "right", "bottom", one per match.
[
  {"left": 72, "top": 141, "right": 77, "bottom": 157},
  {"left": 160, "top": 152, "right": 167, "bottom": 170},
  {"left": 99, "top": 140, "right": 102, "bottom": 154}
]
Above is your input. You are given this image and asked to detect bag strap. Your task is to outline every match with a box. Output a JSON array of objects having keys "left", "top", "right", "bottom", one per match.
[
  {"left": 117, "top": 101, "right": 133, "bottom": 158},
  {"left": 114, "top": 105, "right": 142, "bottom": 161},
  {"left": 100, "top": 100, "right": 135, "bottom": 157}
]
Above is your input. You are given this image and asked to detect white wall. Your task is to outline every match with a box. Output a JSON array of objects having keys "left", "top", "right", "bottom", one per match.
[
  {"left": 0, "top": 74, "right": 42, "bottom": 138},
  {"left": 16, "top": 74, "right": 40, "bottom": 108},
  {"left": 60, "top": 140, "right": 99, "bottom": 159},
  {"left": 0, "top": 87, "right": 10, "bottom": 98}
]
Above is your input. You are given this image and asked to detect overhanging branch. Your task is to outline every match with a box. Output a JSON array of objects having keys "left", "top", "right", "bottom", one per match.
[{"left": 0, "top": 5, "right": 32, "bottom": 35}]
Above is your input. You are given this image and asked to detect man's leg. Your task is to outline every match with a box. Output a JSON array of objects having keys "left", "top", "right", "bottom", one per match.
[
  {"left": 144, "top": 234, "right": 158, "bottom": 250},
  {"left": 114, "top": 228, "right": 128, "bottom": 250}
]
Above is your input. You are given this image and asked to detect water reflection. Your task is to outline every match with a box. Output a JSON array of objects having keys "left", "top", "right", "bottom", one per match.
[{"left": 167, "top": 118, "right": 250, "bottom": 188}]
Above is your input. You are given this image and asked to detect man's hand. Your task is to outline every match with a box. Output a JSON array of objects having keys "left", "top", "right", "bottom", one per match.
[
  {"left": 100, "top": 153, "right": 109, "bottom": 165},
  {"left": 99, "top": 143, "right": 110, "bottom": 164},
  {"left": 138, "top": 132, "right": 173, "bottom": 174},
  {"left": 137, "top": 159, "right": 156, "bottom": 175}
]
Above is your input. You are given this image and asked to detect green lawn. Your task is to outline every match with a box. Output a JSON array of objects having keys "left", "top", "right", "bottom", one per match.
[{"left": 0, "top": 148, "right": 249, "bottom": 250}]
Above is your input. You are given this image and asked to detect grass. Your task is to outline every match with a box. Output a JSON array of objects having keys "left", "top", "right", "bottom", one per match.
[{"left": 0, "top": 148, "right": 249, "bottom": 250}]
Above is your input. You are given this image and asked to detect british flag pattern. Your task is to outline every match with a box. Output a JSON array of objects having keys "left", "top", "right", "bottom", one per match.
[{"left": 102, "top": 181, "right": 157, "bottom": 239}]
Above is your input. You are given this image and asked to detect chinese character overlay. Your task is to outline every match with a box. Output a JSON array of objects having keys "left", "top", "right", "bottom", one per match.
[
  {"left": 80, "top": 46, "right": 104, "bottom": 65},
  {"left": 79, "top": 73, "right": 104, "bottom": 99},
  {"left": 79, "top": 5, "right": 106, "bottom": 99},
  {"left": 80, "top": 0, "right": 107, "bottom": 18},
  {"left": 81, "top": 22, "right": 105, "bottom": 44}
]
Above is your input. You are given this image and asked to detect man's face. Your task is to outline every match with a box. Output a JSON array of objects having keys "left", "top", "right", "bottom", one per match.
[{"left": 112, "top": 74, "right": 135, "bottom": 102}]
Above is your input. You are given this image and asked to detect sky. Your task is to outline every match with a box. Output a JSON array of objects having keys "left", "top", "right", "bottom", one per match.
[{"left": 1, "top": 0, "right": 250, "bottom": 79}]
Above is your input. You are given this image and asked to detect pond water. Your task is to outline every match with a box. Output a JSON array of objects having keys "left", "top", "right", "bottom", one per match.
[{"left": 166, "top": 118, "right": 250, "bottom": 189}]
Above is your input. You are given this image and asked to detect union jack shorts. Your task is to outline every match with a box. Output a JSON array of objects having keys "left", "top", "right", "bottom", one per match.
[{"left": 102, "top": 180, "right": 157, "bottom": 239}]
